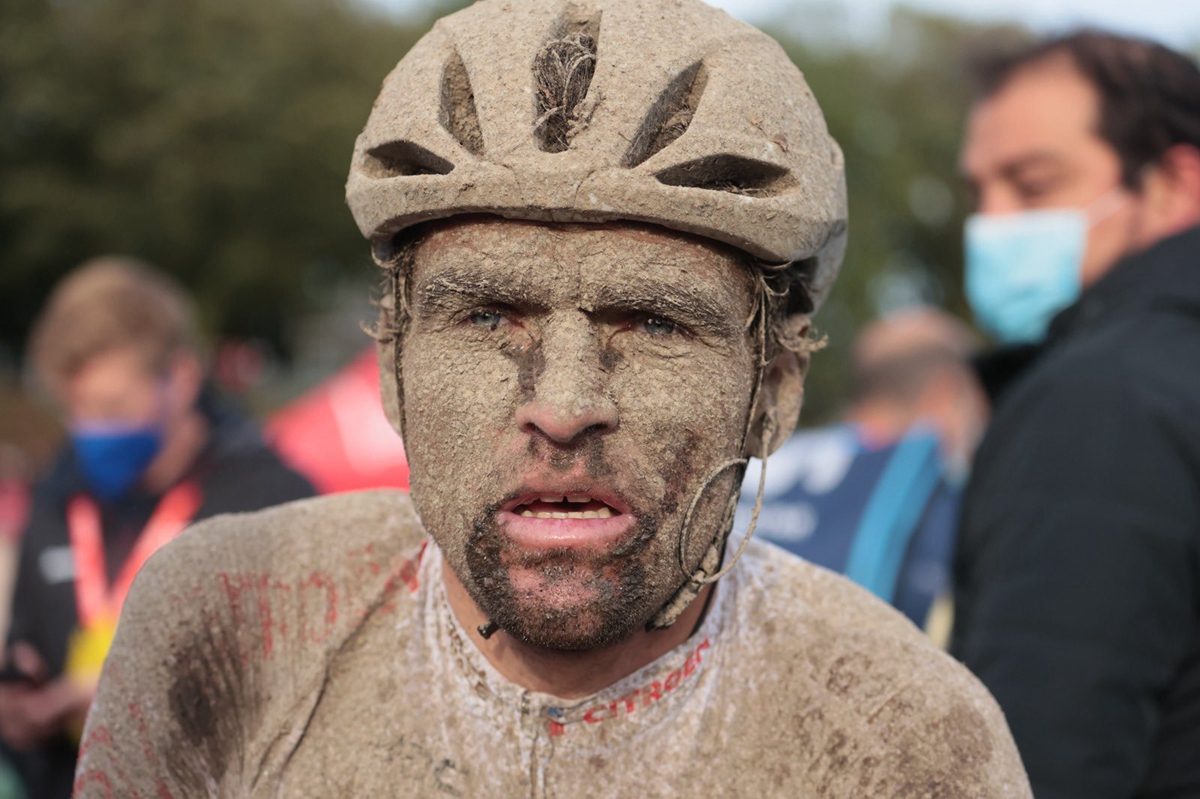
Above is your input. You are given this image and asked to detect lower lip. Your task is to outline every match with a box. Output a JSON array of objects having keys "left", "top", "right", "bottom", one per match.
[{"left": 497, "top": 510, "right": 634, "bottom": 552}]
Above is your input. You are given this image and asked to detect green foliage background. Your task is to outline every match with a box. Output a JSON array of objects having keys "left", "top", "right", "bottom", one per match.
[
  {"left": 0, "top": 0, "right": 1039, "bottom": 420},
  {"left": 0, "top": 0, "right": 421, "bottom": 357}
]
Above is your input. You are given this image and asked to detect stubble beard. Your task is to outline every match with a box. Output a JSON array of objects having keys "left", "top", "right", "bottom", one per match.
[{"left": 462, "top": 504, "right": 667, "bottom": 651}]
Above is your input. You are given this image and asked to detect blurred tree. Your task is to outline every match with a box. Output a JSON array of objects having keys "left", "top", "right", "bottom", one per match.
[
  {"left": 767, "top": 8, "right": 1028, "bottom": 421},
  {"left": 0, "top": 0, "right": 425, "bottom": 359}
]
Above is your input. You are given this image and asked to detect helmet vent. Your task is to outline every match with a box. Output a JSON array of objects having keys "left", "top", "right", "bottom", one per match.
[
  {"left": 534, "top": 6, "right": 600, "bottom": 153},
  {"left": 361, "top": 141, "right": 455, "bottom": 178},
  {"left": 440, "top": 50, "right": 485, "bottom": 156},
  {"left": 623, "top": 61, "right": 708, "bottom": 168},
  {"left": 655, "top": 154, "right": 797, "bottom": 197}
]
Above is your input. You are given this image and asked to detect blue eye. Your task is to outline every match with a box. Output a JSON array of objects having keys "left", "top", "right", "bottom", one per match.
[
  {"left": 468, "top": 310, "right": 503, "bottom": 330},
  {"left": 641, "top": 317, "right": 676, "bottom": 337}
]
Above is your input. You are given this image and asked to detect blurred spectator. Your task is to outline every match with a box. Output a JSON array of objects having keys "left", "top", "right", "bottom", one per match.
[
  {"left": 0, "top": 258, "right": 314, "bottom": 799},
  {"left": 849, "top": 309, "right": 988, "bottom": 480},
  {"left": 953, "top": 31, "right": 1200, "bottom": 797},
  {"left": 267, "top": 347, "right": 409, "bottom": 494},
  {"left": 737, "top": 307, "right": 987, "bottom": 635}
]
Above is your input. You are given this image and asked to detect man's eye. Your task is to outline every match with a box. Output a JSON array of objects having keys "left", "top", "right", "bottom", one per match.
[
  {"left": 640, "top": 317, "right": 677, "bottom": 337},
  {"left": 467, "top": 310, "right": 503, "bottom": 330},
  {"left": 1015, "top": 179, "right": 1057, "bottom": 205}
]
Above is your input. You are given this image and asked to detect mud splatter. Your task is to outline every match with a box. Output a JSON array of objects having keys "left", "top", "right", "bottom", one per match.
[
  {"left": 504, "top": 336, "right": 545, "bottom": 402},
  {"left": 164, "top": 623, "right": 249, "bottom": 786}
]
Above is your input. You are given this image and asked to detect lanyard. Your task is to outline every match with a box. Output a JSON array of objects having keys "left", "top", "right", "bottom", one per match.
[{"left": 66, "top": 480, "right": 202, "bottom": 627}]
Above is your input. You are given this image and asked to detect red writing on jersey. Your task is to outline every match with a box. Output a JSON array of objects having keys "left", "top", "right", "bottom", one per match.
[
  {"left": 547, "top": 638, "right": 712, "bottom": 735},
  {"left": 181, "top": 543, "right": 427, "bottom": 665}
]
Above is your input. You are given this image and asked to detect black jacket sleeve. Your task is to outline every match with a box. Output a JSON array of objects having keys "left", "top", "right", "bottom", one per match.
[
  {"left": 5, "top": 518, "right": 40, "bottom": 651},
  {"left": 952, "top": 368, "right": 1200, "bottom": 799},
  {"left": 5, "top": 496, "right": 68, "bottom": 664}
]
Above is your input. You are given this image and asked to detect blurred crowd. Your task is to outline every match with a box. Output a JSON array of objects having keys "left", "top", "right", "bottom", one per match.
[{"left": 0, "top": 7, "right": 1198, "bottom": 799}]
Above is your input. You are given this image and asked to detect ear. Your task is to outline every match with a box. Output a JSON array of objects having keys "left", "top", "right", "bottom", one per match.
[
  {"left": 1142, "top": 144, "right": 1200, "bottom": 238},
  {"left": 744, "top": 315, "right": 810, "bottom": 459},
  {"left": 378, "top": 338, "right": 404, "bottom": 437},
  {"left": 374, "top": 276, "right": 407, "bottom": 438}
]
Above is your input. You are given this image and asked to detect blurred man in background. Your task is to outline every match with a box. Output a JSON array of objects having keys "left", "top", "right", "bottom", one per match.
[
  {"left": 738, "top": 307, "right": 987, "bottom": 637},
  {"left": 0, "top": 258, "right": 313, "bottom": 799},
  {"left": 953, "top": 31, "right": 1200, "bottom": 797}
]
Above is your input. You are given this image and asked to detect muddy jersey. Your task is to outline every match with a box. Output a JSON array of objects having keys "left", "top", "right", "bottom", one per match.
[{"left": 75, "top": 490, "right": 1030, "bottom": 797}]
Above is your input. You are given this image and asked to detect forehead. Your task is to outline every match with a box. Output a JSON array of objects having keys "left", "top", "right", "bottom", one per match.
[
  {"left": 960, "top": 57, "right": 1103, "bottom": 176},
  {"left": 409, "top": 218, "right": 755, "bottom": 311}
]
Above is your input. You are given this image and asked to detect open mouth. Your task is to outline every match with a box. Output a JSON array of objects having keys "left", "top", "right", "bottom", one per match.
[
  {"left": 499, "top": 490, "right": 633, "bottom": 553},
  {"left": 512, "top": 495, "right": 620, "bottom": 520}
]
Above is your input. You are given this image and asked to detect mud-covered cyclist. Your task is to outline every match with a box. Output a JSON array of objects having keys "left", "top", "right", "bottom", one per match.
[{"left": 75, "top": 1, "right": 1031, "bottom": 795}]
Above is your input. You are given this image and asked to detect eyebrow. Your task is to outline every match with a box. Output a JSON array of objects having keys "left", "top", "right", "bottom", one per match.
[
  {"left": 415, "top": 266, "right": 544, "bottom": 313},
  {"left": 960, "top": 151, "right": 1065, "bottom": 184},
  {"left": 998, "top": 152, "right": 1067, "bottom": 181},
  {"left": 961, "top": 151, "right": 1069, "bottom": 205},
  {"left": 591, "top": 281, "right": 740, "bottom": 338}
]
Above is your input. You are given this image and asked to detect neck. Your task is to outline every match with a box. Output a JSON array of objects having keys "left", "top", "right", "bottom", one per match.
[
  {"left": 141, "top": 409, "right": 209, "bottom": 494},
  {"left": 441, "top": 559, "right": 713, "bottom": 699}
]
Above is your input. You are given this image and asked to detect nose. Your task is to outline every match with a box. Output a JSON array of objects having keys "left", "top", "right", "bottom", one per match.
[
  {"left": 514, "top": 317, "right": 618, "bottom": 444},
  {"left": 976, "top": 184, "right": 1022, "bottom": 216}
]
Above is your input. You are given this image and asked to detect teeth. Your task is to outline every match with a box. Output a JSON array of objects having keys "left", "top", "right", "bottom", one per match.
[
  {"left": 514, "top": 505, "right": 616, "bottom": 520},
  {"left": 540, "top": 495, "right": 563, "bottom": 503},
  {"left": 566, "top": 495, "right": 591, "bottom": 503}
]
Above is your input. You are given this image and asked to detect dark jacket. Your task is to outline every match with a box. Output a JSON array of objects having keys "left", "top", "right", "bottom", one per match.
[
  {"left": 5, "top": 389, "right": 314, "bottom": 799},
  {"left": 951, "top": 226, "right": 1200, "bottom": 799}
]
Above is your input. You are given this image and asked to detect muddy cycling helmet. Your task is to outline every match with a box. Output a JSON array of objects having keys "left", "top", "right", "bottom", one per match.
[{"left": 347, "top": 0, "right": 847, "bottom": 309}]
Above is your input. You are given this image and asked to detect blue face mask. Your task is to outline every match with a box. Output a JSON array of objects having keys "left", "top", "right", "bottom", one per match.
[
  {"left": 71, "top": 424, "right": 165, "bottom": 502},
  {"left": 964, "top": 187, "right": 1131, "bottom": 345},
  {"left": 964, "top": 209, "right": 1087, "bottom": 345}
]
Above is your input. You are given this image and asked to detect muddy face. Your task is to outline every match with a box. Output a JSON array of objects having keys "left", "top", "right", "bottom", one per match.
[{"left": 399, "top": 218, "right": 758, "bottom": 650}]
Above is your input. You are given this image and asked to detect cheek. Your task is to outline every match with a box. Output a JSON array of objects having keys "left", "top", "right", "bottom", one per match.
[
  {"left": 605, "top": 345, "right": 757, "bottom": 525},
  {"left": 610, "top": 348, "right": 756, "bottom": 570},
  {"left": 399, "top": 332, "right": 520, "bottom": 515},
  {"left": 612, "top": 348, "right": 754, "bottom": 451}
]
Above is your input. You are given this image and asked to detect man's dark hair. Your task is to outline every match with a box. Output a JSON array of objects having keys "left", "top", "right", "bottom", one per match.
[{"left": 971, "top": 30, "right": 1200, "bottom": 188}]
